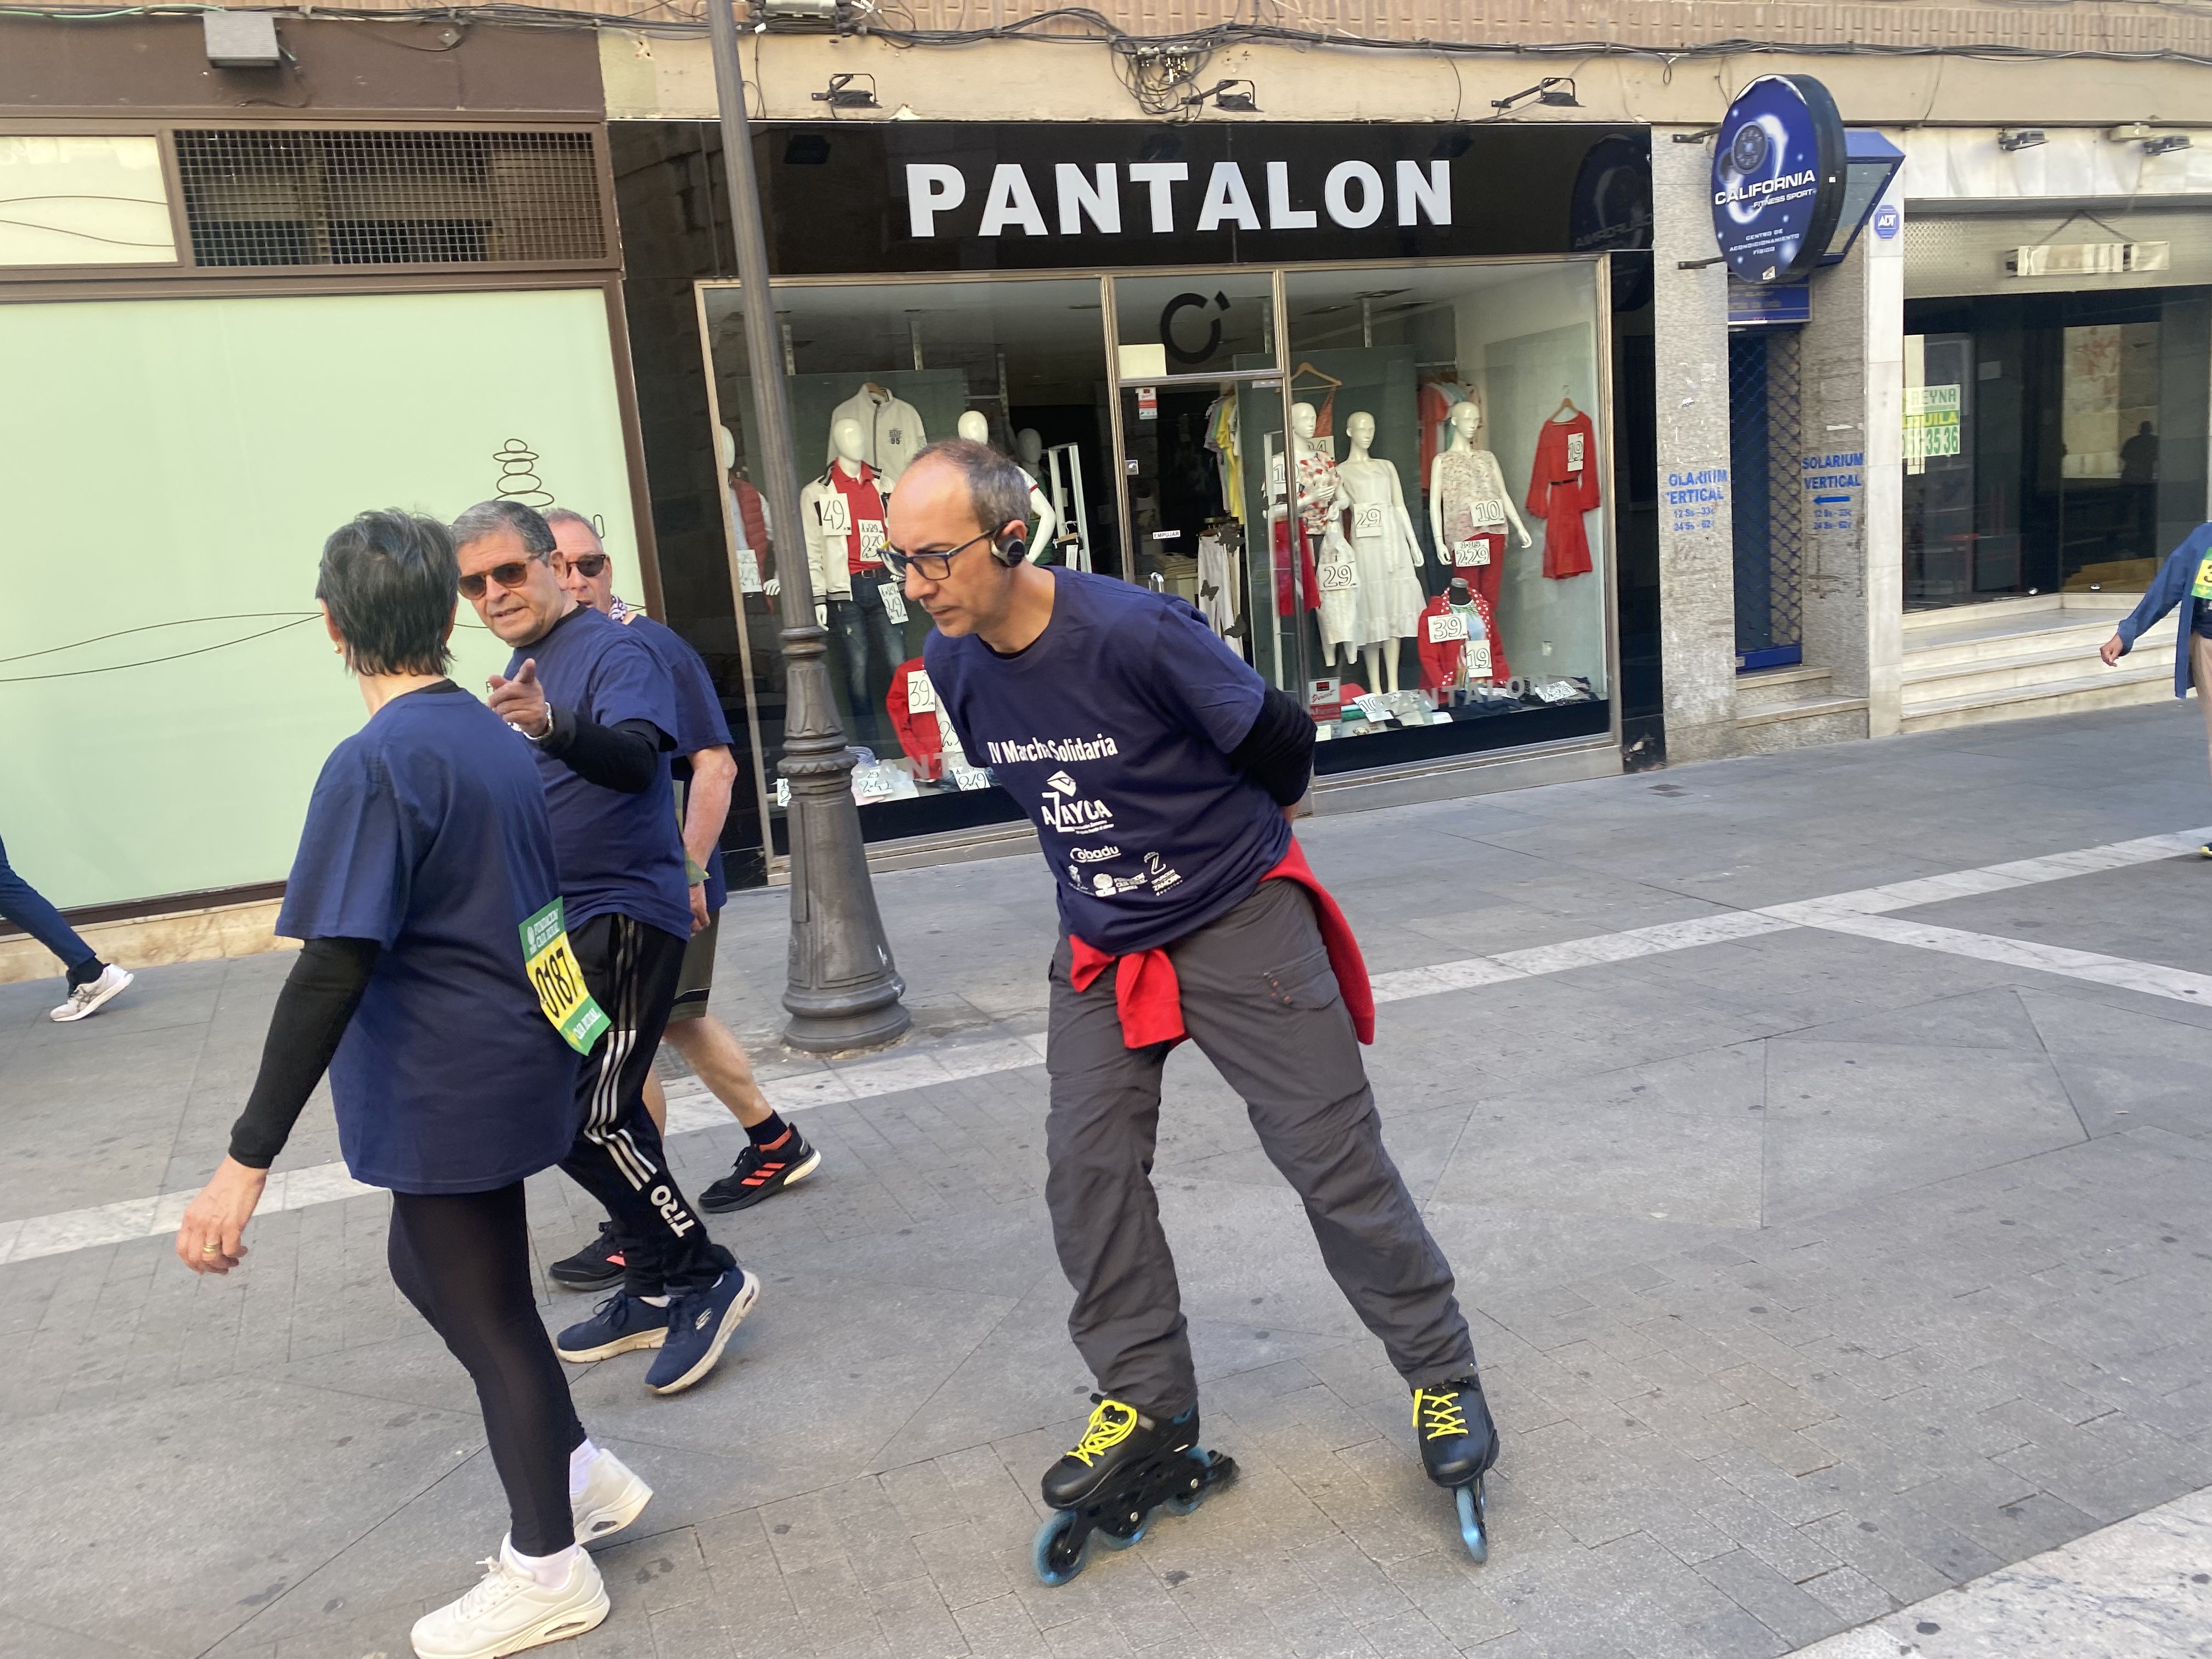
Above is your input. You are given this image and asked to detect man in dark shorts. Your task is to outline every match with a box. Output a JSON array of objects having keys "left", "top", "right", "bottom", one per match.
[
  {"left": 887, "top": 439, "right": 1497, "bottom": 1546},
  {"left": 541, "top": 511, "right": 820, "bottom": 1296},
  {"left": 453, "top": 499, "right": 755, "bottom": 1396}
]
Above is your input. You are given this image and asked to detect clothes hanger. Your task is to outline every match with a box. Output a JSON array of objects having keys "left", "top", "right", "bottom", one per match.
[
  {"left": 1289, "top": 361, "right": 1346, "bottom": 391},
  {"left": 1551, "top": 390, "right": 1581, "bottom": 421}
]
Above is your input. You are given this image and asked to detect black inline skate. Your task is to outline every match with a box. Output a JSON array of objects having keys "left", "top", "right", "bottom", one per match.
[
  {"left": 1031, "top": 1396, "right": 1236, "bottom": 1585},
  {"left": 1414, "top": 1374, "right": 1498, "bottom": 1562}
]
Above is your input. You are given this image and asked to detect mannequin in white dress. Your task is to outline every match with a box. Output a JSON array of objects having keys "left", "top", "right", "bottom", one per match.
[
  {"left": 1426, "top": 400, "right": 1531, "bottom": 610},
  {"left": 956, "top": 410, "right": 1058, "bottom": 555},
  {"left": 1268, "top": 400, "right": 1361, "bottom": 671},
  {"left": 1334, "top": 411, "right": 1426, "bottom": 695}
]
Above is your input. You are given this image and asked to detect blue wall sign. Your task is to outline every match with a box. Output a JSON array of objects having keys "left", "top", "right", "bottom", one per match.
[
  {"left": 1872, "top": 202, "right": 1901, "bottom": 240},
  {"left": 1711, "top": 75, "right": 1847, "bottom": 284}
]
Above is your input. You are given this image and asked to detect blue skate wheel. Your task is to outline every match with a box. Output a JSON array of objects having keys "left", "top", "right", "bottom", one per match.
[
  {"left": 1455, "top": 1481, "right": 1489, "bottom": 1564},
  {"left": 1164, "top": 1449, "right": 1214, "bottom": 1516},
  {"left": 1098, "top": 1513, "right": 1148, "bottom": 1550},
  {"left": 1033, "top": 1510, "right": 1089, "bottom": 1585}
]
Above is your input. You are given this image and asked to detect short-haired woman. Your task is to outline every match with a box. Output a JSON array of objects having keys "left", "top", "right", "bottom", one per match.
[{"left": 176, "top": 510, "right": 652, "bottom": 1659}]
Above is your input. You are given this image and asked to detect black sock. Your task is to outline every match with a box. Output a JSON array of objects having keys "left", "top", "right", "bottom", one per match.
[
  {"left": 746, "top": 1110, "right": 791, "bottom": 1149},
  {"left": 65, "top": 957, "right": 105, "bottom": 990}
]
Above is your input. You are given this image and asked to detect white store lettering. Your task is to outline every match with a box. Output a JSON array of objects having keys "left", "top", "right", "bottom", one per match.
[{"left": 905, "top": 159, "right": 1452, "bottom": 239}]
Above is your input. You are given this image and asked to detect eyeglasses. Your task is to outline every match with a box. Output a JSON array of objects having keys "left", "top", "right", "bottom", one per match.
[
  {"left": 879, "top": 529, "right": 995, "bottom": 583},
  {"left": 562, "top": 553, "right": 609, "bottom": 579},
  {"left": 457, "top": 553, "right": 545, "bottom": 600}
]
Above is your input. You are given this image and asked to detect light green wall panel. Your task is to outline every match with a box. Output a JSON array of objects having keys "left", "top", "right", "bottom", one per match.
[{"left": 1, "top": 286, "right": 638, "bottom": 911}]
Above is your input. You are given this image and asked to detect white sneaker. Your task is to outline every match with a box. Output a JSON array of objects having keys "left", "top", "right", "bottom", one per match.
[
  {"left": 572, "top": 1448, "right": 653, "bottom": 1545},
  {"left": 50, "top": 964, "right": 131, "bottom": 1023},
  {"left": 410, "top": 1542, "right": 609, "bottom": 1659}
]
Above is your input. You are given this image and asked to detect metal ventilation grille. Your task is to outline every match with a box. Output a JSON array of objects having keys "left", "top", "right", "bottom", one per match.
[{"left": 173, "top": 129, "right": 604, "bottom": 269}]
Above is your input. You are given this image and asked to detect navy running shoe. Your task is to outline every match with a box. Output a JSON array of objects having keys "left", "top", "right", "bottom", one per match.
[
  {"left": 644, "top": 1267, "right": 761, "bottom": 1396},
  {"left": 556, "top": 1293, "right": 671, "bottom": 1363}
]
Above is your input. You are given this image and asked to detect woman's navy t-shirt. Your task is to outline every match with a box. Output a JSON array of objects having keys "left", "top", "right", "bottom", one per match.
[
  {"left": 924, "top": 568, "right": 1288, "bottom": 954},
  {"left": 512, "top": 603, "right": 693, "bottom": 942},
  {"left": 278, "top": 686, "right": 579, "bottom": 1195}
]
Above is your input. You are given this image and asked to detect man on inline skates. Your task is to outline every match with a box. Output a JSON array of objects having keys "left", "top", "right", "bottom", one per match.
[{"left": 887, "top": 438, "right": 1498, "bottom": 1578}]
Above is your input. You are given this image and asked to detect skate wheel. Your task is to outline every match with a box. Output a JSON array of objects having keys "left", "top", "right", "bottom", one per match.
[
  {"left": 1455, "top": 1481, "right": 1488, "bottom": 1565},
  {"left": 1098, "top": 1513, "right": 1148, "bottom": 1550},
  {"left": 1032, "top": 1510, "right": 1089, "bottom": 1585}
]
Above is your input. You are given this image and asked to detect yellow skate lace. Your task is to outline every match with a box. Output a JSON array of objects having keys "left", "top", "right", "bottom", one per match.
[
  {"left": 1414, "top": 1386, "right": 1468, "bottom": 1441},
  {"left": 1064, "top": 1397, "right": 1141, "bottom": 1467}
]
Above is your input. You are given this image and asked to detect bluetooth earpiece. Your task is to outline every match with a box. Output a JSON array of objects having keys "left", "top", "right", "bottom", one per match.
[{"left": 994, "top": 534, "right": 1029, "bottom": 567}]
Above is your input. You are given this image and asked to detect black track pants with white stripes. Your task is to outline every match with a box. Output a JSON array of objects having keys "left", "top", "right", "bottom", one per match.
[{"left": 560, "top": 912, "right": 735, "bottom": 1300}]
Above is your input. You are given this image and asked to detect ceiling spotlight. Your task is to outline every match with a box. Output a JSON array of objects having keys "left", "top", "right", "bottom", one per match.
[
  {"left": 1183, "top": 78, "right": 1261, "bottom": 114},
  {"left": 2143, "top": 133, "right": 2193, "bottom": 157},
  {"left": 1997, "top": 129, "right": 2047, "bottom": 153},
  {"left": 1492, "top": 77, "right": 1580, "bottom": 114},
  {"left": 2107, "top": 122, "right": 2157, "bottom": 143},
  {"left": 810, "top": 72, "right": 879, "bottom": 111}
]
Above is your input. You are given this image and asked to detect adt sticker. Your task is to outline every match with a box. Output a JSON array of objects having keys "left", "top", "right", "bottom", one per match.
[{"left": 1872, "top": 204, "right": 1901, "bottom": 241}]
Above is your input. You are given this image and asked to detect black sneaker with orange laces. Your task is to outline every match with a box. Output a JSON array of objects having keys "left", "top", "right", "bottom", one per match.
[{"left": 700, "top": 1126, "right": 821, "bottom": 1214}]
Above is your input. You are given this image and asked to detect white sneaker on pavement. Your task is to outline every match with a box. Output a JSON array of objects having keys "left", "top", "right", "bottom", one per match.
[
  {"left": 572, "top": 1448, "right": 653, "bottom": 1545},
  {"left": 49, "top": 964, "right": 131, "bottom": 1023},
  {"left": 410, "top": 1541, "right": 608, "bottom": 1659}
]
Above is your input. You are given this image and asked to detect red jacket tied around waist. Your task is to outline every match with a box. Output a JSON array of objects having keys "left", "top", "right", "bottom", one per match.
[{"left": 1066, "top": 839, "right": 1374, "bottom": 1049}]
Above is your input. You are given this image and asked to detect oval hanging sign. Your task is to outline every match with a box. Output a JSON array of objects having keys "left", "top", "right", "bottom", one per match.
[{"left": 1711, "top": 75, "right": 1847, "bottom": 284}]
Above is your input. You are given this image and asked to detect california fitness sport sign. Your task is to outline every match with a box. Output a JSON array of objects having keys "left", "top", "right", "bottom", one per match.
[{"left": 1711, "top": 76, "right": 1846, "bottom": 284}]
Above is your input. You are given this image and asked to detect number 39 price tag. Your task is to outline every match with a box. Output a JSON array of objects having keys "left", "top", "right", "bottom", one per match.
[
  {"left": 905, "top": 669, "right": 937, "bottom": 712},
  {"left": 1426, "top": 610, "right": 1469, "bottom": 643},
  {"left": 518, "top": 898, "right": 611, "bottom": 1054}
]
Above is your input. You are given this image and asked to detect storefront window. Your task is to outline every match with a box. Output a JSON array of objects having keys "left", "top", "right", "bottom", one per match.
[
  {"left": 699, "top": 256, "right": 1614, "bottom": 861},
  {"left": 700, "top": 275, "right": 1111, "bottom": 848},
  {"left": 1904, "top": 286, "right": 2211, "bottom": 607}
]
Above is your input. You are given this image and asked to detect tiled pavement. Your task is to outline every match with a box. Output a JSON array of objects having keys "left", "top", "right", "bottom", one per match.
[{"left": 5, "top": 700, "right": 2212, "bottom": 1657}]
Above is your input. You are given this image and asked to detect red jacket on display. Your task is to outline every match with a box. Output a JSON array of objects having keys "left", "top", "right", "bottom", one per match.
[
  {"left": 884, "top": 655, "right": 945, "bottom": 781},
  {"left": 1271, "top": 516, "right": 1320, "bottom": 616},
  {"left": 1415, "top": 591, "right": 1509, "bottom": 689},
  {"left": 1525, "top": 411, "right": 1600, "bottom": 580}
]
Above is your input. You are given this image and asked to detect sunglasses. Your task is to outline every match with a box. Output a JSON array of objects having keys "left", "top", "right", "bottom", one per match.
[
  {"left": 457, "top": 553, "right": 545, "bottom": 600},
  {"left": 562, "top": 552, "right": 610, "bottom": 579},
  {"left": 879, "top": 529, "right": 995, "bottom": 583}
]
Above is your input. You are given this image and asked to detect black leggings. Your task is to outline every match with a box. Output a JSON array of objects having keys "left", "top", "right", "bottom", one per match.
[{"left": 389, "top": 1183, "right": 586, "bottom": 1555}]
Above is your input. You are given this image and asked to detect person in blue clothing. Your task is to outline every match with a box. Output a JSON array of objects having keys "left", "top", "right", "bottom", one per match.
[
  {"left": 450, "top": 499, "right": 757, "bottom": 1397},
  {"left": 173, "top": 510, "right": 653, "bottom": 1659},
  {"left": 2101, "top": 522, "right": 2212, "bottom": 855}
]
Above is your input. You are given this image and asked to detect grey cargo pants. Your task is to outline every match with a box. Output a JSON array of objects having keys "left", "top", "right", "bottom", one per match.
[{"left": 1045, "top": 877, "right": 1476, "bottom": 1417}]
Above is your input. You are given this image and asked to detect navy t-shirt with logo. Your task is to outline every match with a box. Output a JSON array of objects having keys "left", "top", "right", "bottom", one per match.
[
  {"left": 925, "top": 568, "right": 1288, "bottom": 954},
  {"left": 512, "top": 603, "right": 693, "bottom": 941},
  {"left": 617, "top": 608, "right": 735, "bottom": 914},
  {"left": 278, "top": 686, "right": 579, "bottom": 1195}
]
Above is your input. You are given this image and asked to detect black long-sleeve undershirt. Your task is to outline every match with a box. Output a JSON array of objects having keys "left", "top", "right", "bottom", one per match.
[
  {"left": 1228, "top": 685, "right": 1316, "bottom": 806},
  {"left": 227, "top": 936, "right": 382, "bottom": 1169},
  {"left": 534, "top": 707, "right": 667, "bottom": 794}
]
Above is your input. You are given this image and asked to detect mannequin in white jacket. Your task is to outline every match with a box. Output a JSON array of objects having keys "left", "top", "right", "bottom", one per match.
[
  {"left": 803, "top": 417, "right": 903, "bottom": 744},
  {"left": 827, "top": 383, "right": 926, "bottom": 485}
]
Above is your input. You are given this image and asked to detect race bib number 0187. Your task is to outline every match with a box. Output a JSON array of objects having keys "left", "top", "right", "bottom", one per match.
[
  {"left": 2194, "top": 554, "right": 2212, "bottom": 601},
  {"left": 518, "top": 898, "right": 611, "bottom": 1055}
]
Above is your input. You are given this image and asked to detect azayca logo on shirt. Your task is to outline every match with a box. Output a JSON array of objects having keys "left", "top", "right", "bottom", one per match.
[{"left": 1039, "top": 769, "right": 1115, "bottom": 836}]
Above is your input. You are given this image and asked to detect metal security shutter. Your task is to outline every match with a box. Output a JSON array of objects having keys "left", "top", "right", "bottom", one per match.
[
  {"left": 173, "top": 129, "right": 606, "bottom": 270},
  {"left": 1906, "top": 207, "right": 2212, "bottom": 299}
]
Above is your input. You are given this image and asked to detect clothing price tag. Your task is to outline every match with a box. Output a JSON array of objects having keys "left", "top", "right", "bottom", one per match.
[
  {"left": 1351, "top": 693, "right": 1392, "bottom": 725},
  {"left": 736, "top": 549, "right": 763, "bottom": 594},
  {"left": 856, "top": 520, "right": 887, "bottom": 565},
  {"left": 1566, "top": 433, "right": 1585, "bottom": 472},
  {"left": 774, "top": 777, "right": 791, "bottom": 808},
  {"left": 1429, "top": 710, "right": 1455, "bottom": 726},
  {"left": 1534, "top": 680, "right": 1578, "bottom": 703},
  {"left": 905, "top": 669, "right": 936, "bottom": 713},
  {"left": 1318, "top": 560, "right": 1359, "bottom": 592},
  {"left": 1427, "top": 610, "right": 1469, "bottom": 643},
  {"left": 879, "top": 582, "right": 909, "bottom": 624},
  {"left": 1471, "top": 497, "right": 1506, "bottom": 528},
  {"left": 2194, "top": 554, "right": 2212, "bottom": 601},
  {"left": 949, "top": 764, "right": 991, "bottom": 792},
  {"left": 1450, "top": 540, "right": 1489, "bottom": 567},
  {"left": 817, "top": 494, "right": 851, "bottom": 536},
  {"left": 1351, "top": 502, "right": 1386, "bottom": 539},
  {"left": 517, "top": 899, "right": 611, "bottom": 1055},
  {"left": 854, "top": 765, "right": 897, "bottom": 799},
  {"left": 1467, "top": 639, "right": 1493, "bottom": 680}
]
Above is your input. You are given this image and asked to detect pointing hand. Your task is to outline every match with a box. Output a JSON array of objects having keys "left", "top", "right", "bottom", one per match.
[{"left": 488, "top": 658, "right": 551, "bottom": 737}]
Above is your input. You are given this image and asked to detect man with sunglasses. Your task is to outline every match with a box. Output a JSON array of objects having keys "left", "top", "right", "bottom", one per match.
[
  {"left": 894, "top": 438, "right": 1495, "bottom": 1558},
  {"left": 543, "top": 510, "right": 821, "bottom": 1264},
  {"left": 453, "top": 499, "right": 759, "bottom": 1397}
]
